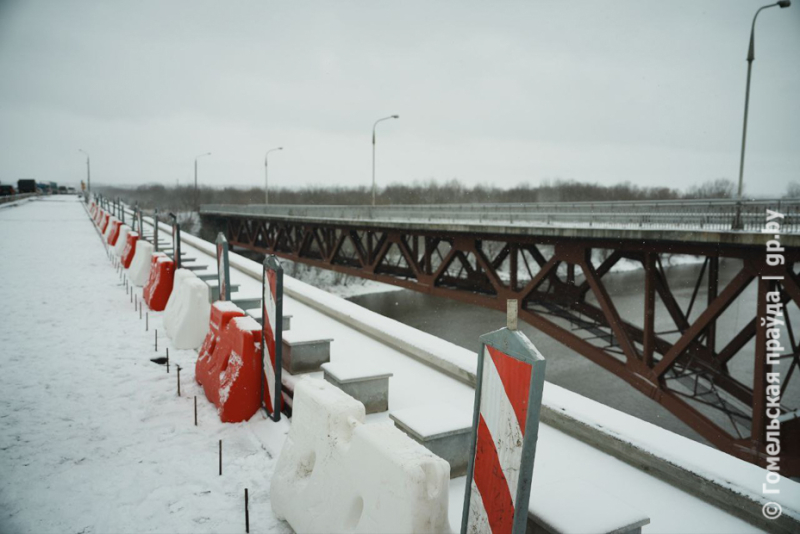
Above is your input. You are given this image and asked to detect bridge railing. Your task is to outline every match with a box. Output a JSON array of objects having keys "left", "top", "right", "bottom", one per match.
[{"left": 200, "top": 198, "right": 800, "bottom": 233}]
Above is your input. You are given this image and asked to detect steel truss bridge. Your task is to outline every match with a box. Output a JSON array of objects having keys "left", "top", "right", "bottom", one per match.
[{"left": 201, "top": 198, "right": 800, "bottom": 475}]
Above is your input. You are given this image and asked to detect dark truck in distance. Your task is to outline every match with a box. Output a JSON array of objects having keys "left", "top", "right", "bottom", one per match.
[{"left": 17, "top": 179, "right": 36, "bottom": 194}]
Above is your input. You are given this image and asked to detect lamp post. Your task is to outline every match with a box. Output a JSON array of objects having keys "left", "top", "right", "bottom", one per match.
[
  {"left": 78, "top": 149, "right": 91, "bottom": 192},
  {"left": 734, "top": 0, "right": 791, "bottom": 228},
  {"left": 194, "top": 152, "right": 211, "bottom": 211},
  {"left": 372, "top": 114, "right": 399, "bottom": 206},
  {"left": 264, "top": 147, "right": 283, "bottom": 205}
]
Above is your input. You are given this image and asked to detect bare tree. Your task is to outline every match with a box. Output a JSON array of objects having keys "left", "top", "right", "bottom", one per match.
[
  {"left": 97, "top": 177, "right": 688, "bottom": 212},
  {"left": 685, "top": 178, "right": 736, "bottom": 199}
]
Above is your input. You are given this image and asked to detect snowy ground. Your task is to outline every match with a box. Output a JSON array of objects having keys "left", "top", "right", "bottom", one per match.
[
  {"left": 0, "top": 197, "right": 783, "bottom": 533},
  {"left": 0, "top": 198, "right": 290, "bottom": 534}
]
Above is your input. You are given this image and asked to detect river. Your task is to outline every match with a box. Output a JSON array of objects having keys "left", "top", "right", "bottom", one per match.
[{"left": 349, "top": 258, "right": 798, "bottom": 446}]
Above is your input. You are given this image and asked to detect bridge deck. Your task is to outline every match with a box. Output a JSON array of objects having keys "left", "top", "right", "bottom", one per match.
[{"left": 201, "top": 198, "right": 800, "bottom": 247}]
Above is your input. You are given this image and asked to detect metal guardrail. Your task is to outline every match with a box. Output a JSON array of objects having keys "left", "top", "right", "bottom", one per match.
[
  {"left": 200, "top": 198, "right": 800, "bottom": 234},
  {"left": 0, "top": 193, "right": 37, "bottom": 206}
]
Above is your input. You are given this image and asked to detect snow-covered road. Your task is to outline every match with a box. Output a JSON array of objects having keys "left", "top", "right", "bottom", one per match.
[{"left": 0, "top": 197, "right": 290, "bottom": 533}]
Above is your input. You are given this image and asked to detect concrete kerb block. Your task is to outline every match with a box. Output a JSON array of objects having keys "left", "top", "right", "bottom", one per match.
[
  {"left": 390, "top": 404, "right": 472, "bottom": 479},
  {"left": 205, "top": 280, "right": 240, "bottom": 303},
  {"left": 322, "top": 362, "right": 393, "bottom": 414},
  {"left": 271, "top": 378, "right": 450, "bottom": 534},
  {"left": 281, "top": 331, "right": 333, "bottom": 374},
  {"left": 244, "top": 307, "right": 291, "bottom": 331}
]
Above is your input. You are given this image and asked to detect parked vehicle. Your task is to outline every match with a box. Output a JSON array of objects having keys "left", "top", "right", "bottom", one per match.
[
  {"left": 0, "top": 184, "right": 16, "bottom": 196},
  {"left": 17, "top": 179, "right": 36, "bottom": 193},
  {"left": 58, "top": 186, "right": 67, "bottom": 194}
]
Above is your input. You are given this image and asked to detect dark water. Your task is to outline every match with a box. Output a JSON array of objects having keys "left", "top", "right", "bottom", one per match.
[{"left": 349, "top": 259, "right": 799, "bottom": 445}]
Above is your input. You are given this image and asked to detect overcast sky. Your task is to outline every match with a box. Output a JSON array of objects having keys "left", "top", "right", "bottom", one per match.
[{"left": 0, "top": 0, "right": 798, "bottom": 196}]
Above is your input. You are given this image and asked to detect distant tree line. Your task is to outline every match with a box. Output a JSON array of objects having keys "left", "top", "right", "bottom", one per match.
[{"left": 95, "top": 177, "right": 798, "bottom": 212}]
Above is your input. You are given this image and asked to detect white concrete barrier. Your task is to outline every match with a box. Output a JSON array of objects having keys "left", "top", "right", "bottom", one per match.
[
  {"left": 271, "top": 378, "right": 450, "bottom": 534},
  {"left": 113, "top": 225, "right": 131, "bottom": 256},
  {"left": 163, "top": 269, "right": 211, "bottom": 349},
  {"left": 164, "top": 268, "right": 193, "bottom": 331},
  {"left": 129, "top": 240, "right": 154, "bottom": 287}
]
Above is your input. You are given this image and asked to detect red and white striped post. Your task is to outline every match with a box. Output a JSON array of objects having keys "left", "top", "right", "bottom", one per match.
[
  {"left": 461, "top": 300, "right": 546, "bottom": 534},
  {"left": 262, "top": 254, "right": 284, "bottom": 422},
  {"left": 215, "top": 233, "right": 231, "bottom": 301}
]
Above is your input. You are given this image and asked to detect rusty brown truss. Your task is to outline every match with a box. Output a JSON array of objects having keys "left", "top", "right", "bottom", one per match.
[{"left": 207, "top": 213, "right": 800, "bottom": 475}]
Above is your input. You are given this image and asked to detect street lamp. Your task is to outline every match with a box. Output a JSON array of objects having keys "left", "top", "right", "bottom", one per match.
[
  {"left": 735, "top": 1, "right": 791, "bottom": 227},
  {"left": 372, "top": 114, "right": 399, "bottom": 206},
  {"left": 78, "top": 149, "right": 91, "bottom": 193},
  {"left": 194, "top": 152, "right": 211, "bottom": 211},
  {"left": 264, "top": 147, "right": 283, "bottom": 205}
]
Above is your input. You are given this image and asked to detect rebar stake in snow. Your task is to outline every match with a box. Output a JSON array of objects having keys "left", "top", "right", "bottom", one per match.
[
  {"left": 194, "top": 396, "right": 197, "bottom": 426},
  {"left": 245, "top": 488, "right": 250, "bottom": 533},
  {"left": 177, "top": 365, "right": 181, "bottom": 396},
  {"left": 154, "top": 328, "right": 157, "bottom": 351},
  {"left": 219, "top": 440, "right": 222, "bottom": 476},
  {"left": 166, "top": 348, "right": 169, "bottom": 372}
]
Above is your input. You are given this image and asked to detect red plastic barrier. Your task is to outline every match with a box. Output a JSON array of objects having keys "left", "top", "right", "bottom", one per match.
[
  {"left": 143, "top": 254, "right": 174, "bottom": 311},
  {"left": 120, "top": 231, "right": 139, "bottom": 268},
  {"left": 90, "top": 202, "right": 97, "bottom": 217},
  {"left": 94, "top": 209, "right": 102, "bottom": 225},
  {"left": 100, "top": 213, "right": 110, "bottom": 233},
  {"left": 107, "top": 220, "right": 122, "bottom": 246},
  {"left": 197, "top": 302, "right": 246, "bottom": 380},
  {"left": 197, "top": 315, "right": 263, "bottom": 423}
]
